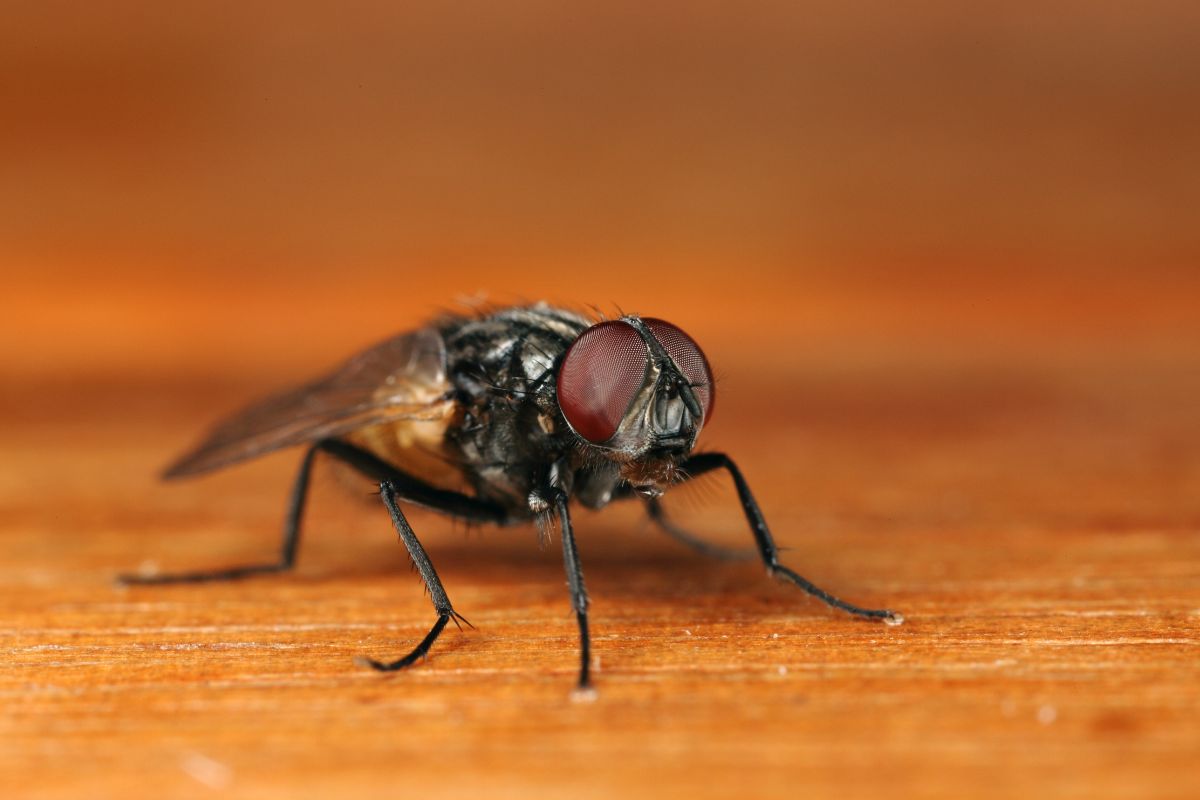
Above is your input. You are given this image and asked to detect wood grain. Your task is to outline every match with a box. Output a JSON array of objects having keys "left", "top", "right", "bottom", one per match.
[
  {"left": 6, "top": 4, "right": 1200, "bottom": 795},
  {"left": 3, "top": 337, "right": 1197, "bottom": 800}
]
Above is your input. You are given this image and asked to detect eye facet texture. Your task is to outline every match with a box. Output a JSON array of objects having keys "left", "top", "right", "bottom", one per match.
[
  {"left": 557, "top": 321, "right": 649, "bottom": 443},
  {"left": 643, "top": 318, "right": 715, "bottom": 422}
]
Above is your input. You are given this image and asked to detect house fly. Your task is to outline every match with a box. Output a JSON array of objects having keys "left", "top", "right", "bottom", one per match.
[{"left": 121, "top": 303, "right": 903, "bottom": 690}]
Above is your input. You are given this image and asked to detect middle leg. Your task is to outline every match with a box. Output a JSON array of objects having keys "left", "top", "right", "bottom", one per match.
[{"left": 358, "top": 479, "right": 470, "bottom": 672}]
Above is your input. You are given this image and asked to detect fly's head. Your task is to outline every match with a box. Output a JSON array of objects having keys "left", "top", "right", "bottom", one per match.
[{"left": 555, "top": 315, "right": 715, "bottom": 494}]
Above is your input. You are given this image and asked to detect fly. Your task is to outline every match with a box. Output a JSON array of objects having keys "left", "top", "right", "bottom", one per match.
[{"left": 120, "top": 303, "right": 903, "bottom": 690}]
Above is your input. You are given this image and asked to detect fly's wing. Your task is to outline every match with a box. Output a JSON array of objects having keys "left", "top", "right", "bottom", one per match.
[{"left": 163, "top": 328, "right": 454, "bottom": 479}]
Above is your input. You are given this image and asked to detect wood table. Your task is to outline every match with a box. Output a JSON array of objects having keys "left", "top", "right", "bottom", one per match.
[{"left": 2, "top": 301, "right": 1197, "bottom": 800}]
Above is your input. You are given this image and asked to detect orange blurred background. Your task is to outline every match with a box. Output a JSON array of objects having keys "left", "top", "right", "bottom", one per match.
[{"left": 3, "top": 1, "right": 1198, "bottom": 385}]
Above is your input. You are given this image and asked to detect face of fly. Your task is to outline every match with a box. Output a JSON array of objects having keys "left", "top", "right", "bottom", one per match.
[{"left": 555, "top": 315, "right": 716, "bottom": 490}]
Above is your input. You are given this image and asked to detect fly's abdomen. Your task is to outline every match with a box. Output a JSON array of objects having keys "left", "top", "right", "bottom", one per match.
[{"left": 344, "top": 413, "right": 469, "bottom": 496}]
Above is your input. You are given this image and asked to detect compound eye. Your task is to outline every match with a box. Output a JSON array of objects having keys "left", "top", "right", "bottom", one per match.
[
  {"left": 643, "top": 318, "right": 715, "bottom": 422},
  {"left": 557, "top": 321, "right": 650, "bottom": 443}
]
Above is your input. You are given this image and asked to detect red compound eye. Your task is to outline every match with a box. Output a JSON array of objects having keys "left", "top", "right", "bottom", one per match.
[
  {"left": 557, "top": 321, "right": 650, "bottom": 443},
  {"left": 643, "top": 318, "right": 715, "bottom": 423}
]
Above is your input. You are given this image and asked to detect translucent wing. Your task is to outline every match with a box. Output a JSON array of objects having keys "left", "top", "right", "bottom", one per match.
[{"left": 164, "top": 328, "right": 454, "bottom": 479}]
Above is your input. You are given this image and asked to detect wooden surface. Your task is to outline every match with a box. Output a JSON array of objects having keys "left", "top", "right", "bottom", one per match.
[
  {"left": 3, "top": 338, "right": 1198, "bottom": 800},
  {"left": 6, "top": 4, "right": 1200, "bottom": 796}
]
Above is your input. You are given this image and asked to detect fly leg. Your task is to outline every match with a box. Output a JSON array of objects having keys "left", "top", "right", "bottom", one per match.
[
  {"left": 679, "top": 452, "right": 902, "bottom": 624},
  {"left": 551, "top": 489, "right": 593, "bottom": 691},
  {"left": 118, "top": 443, "right": 323, "bottom": 585},
  {"left": 121, "top": 437, "right": 505, "bottom": 672},
  {"left": 607, "top": 483, "right": 755, "bottom": 561},
  {"left": 643, "top": 496, "right": 755, "bottom": 562},
  {"left": 119, "top": 439, "right": 506, "bottom": 585},
  {"left": 356, "top": 480, "right": 468, "bottom": 671}
]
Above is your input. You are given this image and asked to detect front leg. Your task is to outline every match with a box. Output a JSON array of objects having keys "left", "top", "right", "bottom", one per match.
[
  {"left": 550, "top": 488, "right": 593, "bottom": 692},
  {"left": 643, "top": 495, "right": 755, "bottom": 562},
  {"left": 681, "top": 452, "right": 903, "bottom": 625}
]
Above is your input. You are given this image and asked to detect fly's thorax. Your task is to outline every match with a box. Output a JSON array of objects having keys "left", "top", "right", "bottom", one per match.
[{"left": 438, "top": 304, "right": 592, "bottom": 515}]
